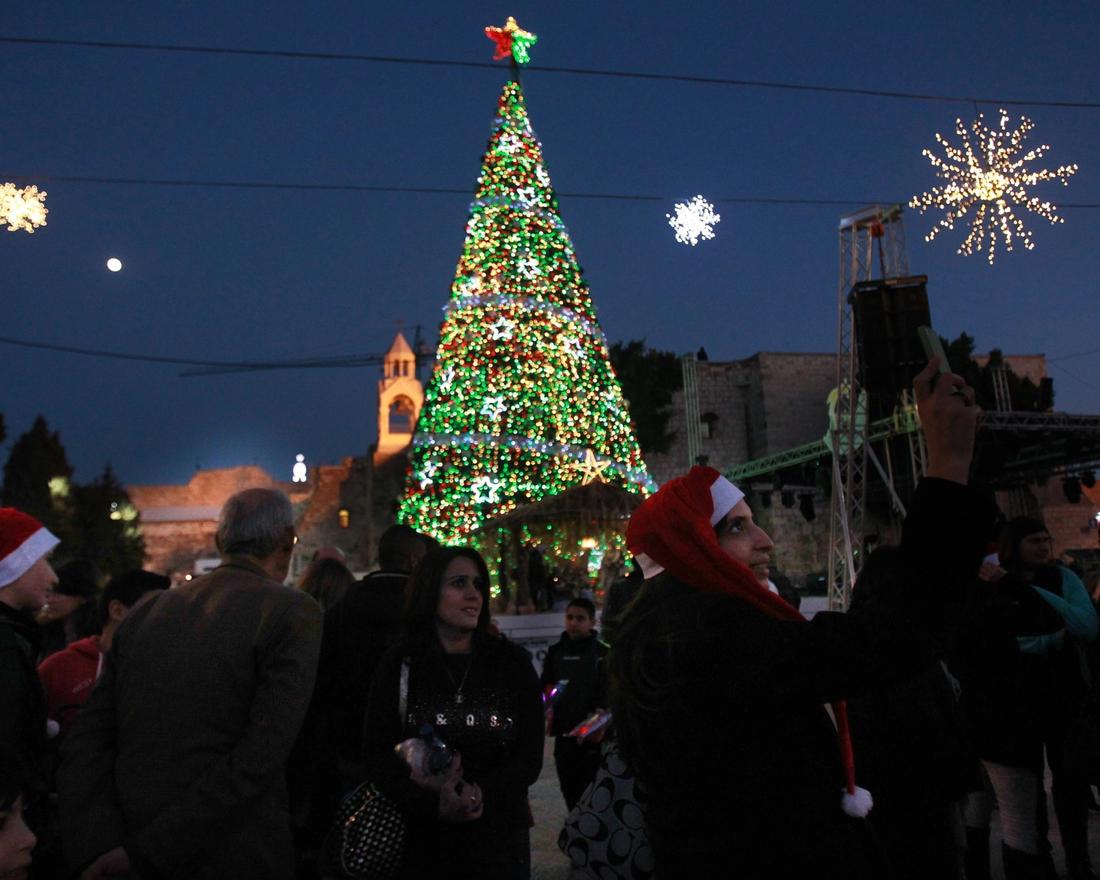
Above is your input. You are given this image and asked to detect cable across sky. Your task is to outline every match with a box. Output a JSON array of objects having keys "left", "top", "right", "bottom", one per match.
[{"left": 3, "top": 35, "right": 1099, "bottom": 109}]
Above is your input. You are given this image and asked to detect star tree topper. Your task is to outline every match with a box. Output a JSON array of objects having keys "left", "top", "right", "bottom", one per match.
[
  {"left": 909, "top": 109, "right": 1078, "bottom": 264},
  {"left": 485, "top": 16, "right": 538, "bottom": 66}
]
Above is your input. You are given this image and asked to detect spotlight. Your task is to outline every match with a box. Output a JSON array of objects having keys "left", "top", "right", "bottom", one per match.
[
  {"left": 1063, "top": 476, "right": 1082, "bottom": 504},
  {"left": 799, "top": 494, "right": 815, "bottom": 522}
]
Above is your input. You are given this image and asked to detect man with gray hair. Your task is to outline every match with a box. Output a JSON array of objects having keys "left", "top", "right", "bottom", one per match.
[{"left": 58, "top": 488, "right": 322, "bottom": 880}]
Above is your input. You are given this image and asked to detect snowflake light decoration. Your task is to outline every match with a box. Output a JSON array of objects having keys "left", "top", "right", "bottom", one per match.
[
  {"left": 1, "top": 183, "right": 48, "bottom": 233},
  {"left": 667, "top": 195, "right": 720, "bottom": 246},
  {"left": 909, "top": 109, "right": 1077, "bottom": 264}
]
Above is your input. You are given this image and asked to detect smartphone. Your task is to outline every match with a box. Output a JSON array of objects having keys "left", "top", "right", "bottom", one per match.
[{"left": 917, "top": 326, "right": 951, "bottom": 376}]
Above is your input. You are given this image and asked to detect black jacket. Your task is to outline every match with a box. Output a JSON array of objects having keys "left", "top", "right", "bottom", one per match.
[
  {"left": 316, "top": 570, "right": 408, "bottom": 780},
  {"left": 362, "top": 632, "right": 543, "bottom": 878},
  {"left": 610, "top": 478, "right": 995, "bottom": 878},
  {"left": 540, "top": 632, "right": 608, "bottom": 735},
  {"left": 0, "top": 601, "right": 49, "bottom": 802}
]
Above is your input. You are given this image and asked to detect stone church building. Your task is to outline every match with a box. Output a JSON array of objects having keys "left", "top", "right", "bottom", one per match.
[{"left": 128, "top": 332, "right": 421, "bottom": 579}]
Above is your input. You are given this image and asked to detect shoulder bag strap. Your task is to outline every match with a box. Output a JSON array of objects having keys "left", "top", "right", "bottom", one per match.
[{"left": 398, "top": 657, "right": 410, "bottom": 725}]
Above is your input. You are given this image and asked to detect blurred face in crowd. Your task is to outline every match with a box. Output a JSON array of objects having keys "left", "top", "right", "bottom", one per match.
[
  {"left": 0, "top": 558, "right": 58, "bottom": 613},
  {"left": 0, "top": 795, "right": 36, "bottom": 879},
  {"left": 1017, "top": 531, "right": 1053, "bottom": 570},
  {"left": 716, "top": 500, "right": 775, "bottom": 588},
  {"left": 436, "top": 557, "right": 484, "bottom": 635},
  {"left": 565, "top": 605, "right": 595, "bottom": 641},
  {"left": 36, "top": 590, "right": 85, "bottom": 625}
]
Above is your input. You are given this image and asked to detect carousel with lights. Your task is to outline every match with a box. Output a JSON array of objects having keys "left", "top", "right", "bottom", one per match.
[{"left": 397, "top": 18, "right": 654, "bottom": 607}]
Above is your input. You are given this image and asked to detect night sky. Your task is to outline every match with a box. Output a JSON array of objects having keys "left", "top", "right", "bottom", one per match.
[{"left": 3, "top": 3, "right": 1098, "bottom": 487}]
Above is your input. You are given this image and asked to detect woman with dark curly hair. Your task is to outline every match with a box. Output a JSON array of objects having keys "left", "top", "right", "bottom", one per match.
[{"left": 361, "top": 546, "right": 542, "bottom": 880}]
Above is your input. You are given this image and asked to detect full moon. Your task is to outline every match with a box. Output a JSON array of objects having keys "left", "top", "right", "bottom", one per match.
[{"left": 106, "top": 257, "right": 123, "bottom": 272}]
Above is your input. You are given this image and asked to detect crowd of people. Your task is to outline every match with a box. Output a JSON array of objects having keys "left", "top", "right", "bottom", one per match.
[{"left": 2, "top": 357, "right": 1099, "bottom": 879}]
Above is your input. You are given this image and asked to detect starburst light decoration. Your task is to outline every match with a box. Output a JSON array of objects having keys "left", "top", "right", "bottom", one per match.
[
  {"left": 667, "top": 195, "right": 720, "bottom": 246},
  {"left": 1, "top": 183, "right": 48, "bottom": 233},
  {"left": 909, "top": 109, "right": 1078, "bottom": 264}
]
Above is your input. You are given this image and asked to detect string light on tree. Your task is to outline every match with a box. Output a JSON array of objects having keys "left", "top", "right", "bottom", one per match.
[
  {"left": 909, "top": 109, "right": 1078, "bottom": 264},
  {"left": 667, "top": 195, "right": 721, "bottom": 246},
  {"left": 397, "top": 25, "right": 652, "bottom": 546},
  {"left": 1, "top": 182, "right": 48, "bottom": 233}
]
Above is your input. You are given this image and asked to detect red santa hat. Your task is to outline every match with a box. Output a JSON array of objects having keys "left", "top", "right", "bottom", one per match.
[
  {"left": 627, "top": 466, "right": 873, "bottom": 817},
  {"left": 0, "top": 508, "right": 60, "bottom": 589}
]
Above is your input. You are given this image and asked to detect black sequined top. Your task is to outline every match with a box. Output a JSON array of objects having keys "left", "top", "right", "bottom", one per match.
[{"left": 362, "top": 631, "right": 543, "bottom": 835}]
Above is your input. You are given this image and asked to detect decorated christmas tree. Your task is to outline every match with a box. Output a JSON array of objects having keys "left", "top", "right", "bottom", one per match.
[{"left": 398, "top": 19, "right": 653, "bottom": 546}]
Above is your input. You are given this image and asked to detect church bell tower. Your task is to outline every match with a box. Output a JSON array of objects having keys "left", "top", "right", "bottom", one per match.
[{"left": 374, "top": 332, "right": 424, "bottom": 465}]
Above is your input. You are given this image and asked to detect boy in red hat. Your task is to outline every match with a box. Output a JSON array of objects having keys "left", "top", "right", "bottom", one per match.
[{"left": 609, "top": 359, "right": 995, "bottom": 877}]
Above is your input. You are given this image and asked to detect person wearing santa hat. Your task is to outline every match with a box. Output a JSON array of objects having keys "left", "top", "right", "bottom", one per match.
[
  {"left": 0, "top": 508, "right": 60, "bottom": 875},
  {"left": 608, "top": 358, "right": 996, "bottom": 878}
]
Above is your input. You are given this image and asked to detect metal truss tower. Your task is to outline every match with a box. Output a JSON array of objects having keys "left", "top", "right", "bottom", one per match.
[{"left": 828, "top": 205, "right": 909, "bottom": 610}]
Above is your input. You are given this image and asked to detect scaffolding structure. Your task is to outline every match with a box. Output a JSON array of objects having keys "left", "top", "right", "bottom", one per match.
[{"left": 828, "top": 205, "right": 909, "bottom": 610}]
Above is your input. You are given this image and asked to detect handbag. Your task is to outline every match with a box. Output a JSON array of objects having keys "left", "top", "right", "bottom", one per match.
[
  {"left": 319, "top": 659, "right": 411, "bottom": 880},
  {"left": 558, "top": 739, "right": 656, "bottom": 880}
]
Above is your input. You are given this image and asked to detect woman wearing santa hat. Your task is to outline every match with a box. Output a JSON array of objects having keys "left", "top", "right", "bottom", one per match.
[{"left": 609, "top": 359, "right": 995, "bottom": 878}]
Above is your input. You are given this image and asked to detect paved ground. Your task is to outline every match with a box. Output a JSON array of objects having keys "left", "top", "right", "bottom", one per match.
[{"left": 527, "top": 736, "right": 1100, "bottom": 879}]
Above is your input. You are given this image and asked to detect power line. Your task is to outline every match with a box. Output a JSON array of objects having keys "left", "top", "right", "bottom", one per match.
[
  {"left": 0, "top": 334, "right": 382, "bottom": 372},
  {"left": 2, "top": 173, "right": 1099, "bottom": 209},
  {"left": 3, "top": 35, "right": 1098, "bottom": 109}
]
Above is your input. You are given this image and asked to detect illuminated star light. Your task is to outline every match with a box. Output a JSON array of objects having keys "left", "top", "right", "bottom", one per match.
[
  {"left": 562, "top": 336, "right": 585, "bottom": 360},
  {"left": 517, "top": 255, "right": 539, "bottom": 278},
  {"left": 515, "top": 186, "right": 537, "bottom": 205},
  {"left": 535, "top": 166, "right": 551, "bottom": 188},
  {"left": 455, "top": 273, "right": 481, "bottom": 297},
  {"left": 438, "top": 365, "right": 456, "bottom": 392},
  {"left": 419, "top": 461, "right": 440, "bottom": 490},
  {"left": 909, "top": 109, "right": 1078, "bottom": 264},
  {"left": 667, "top": 195, "right": 721, "bottom": 246},
  {"left": 471, "top": 475, "right": 503, "bottom": 504},
  {"left": 568, "top": 449, "right": 612, "bottom": 485},
  {"left": 489, "top": 316, "right": 515, "bottom": 340},
  {"left": 484, "top": 16, "right": 538, "bottom": 66},
  {"left": 481, "top": 395, "right": 506, "bottom": 420},
  {"left": 497, "top": 133, "right": 523, "bottom": 155},
  {"left": 1, "top": 182, "right": 48, "bottom": 233}
]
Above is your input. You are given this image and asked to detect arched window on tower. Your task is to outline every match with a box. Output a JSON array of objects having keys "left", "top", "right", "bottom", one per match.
[
  {"left": 700, "top": 412, "right": 719, "bottom": 439},
  {"left": 389, "top": 396, "right": 416, "bottom": 434}
]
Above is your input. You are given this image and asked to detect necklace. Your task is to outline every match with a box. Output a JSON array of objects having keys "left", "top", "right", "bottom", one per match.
[{"left": 442, "top": 654, "right": 474, "bottom": 705}]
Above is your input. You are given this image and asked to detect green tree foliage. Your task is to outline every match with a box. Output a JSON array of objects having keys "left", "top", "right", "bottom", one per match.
[
  {"left": 2, "top": 418, "right": 144, "bottom": 575},
  {"left": 944, "top": 332, "right": 1047, "bottom": 411},
  {"left": 609, "top": 340, "right": 683, "bottom": 454},
  {"left": 71, "top": 465, "right": 145, "bottom": 575},
  {"left": 1, "top": 414, "right": 74, "bottom": 537}
]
